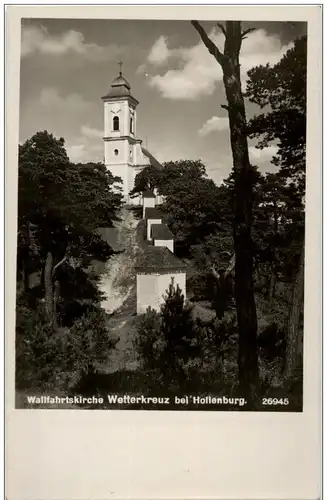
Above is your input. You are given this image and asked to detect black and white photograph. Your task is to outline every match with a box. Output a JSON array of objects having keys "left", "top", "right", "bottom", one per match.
[{"left": 15, "top": 16, "right": 307, "bottom": 411}]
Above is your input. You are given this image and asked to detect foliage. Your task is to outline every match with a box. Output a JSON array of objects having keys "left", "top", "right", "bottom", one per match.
[
  {"left": 131, "top": 159, "right": 207, "bottom": 197},
  {"left": 16, "top": 304, "right": 57, "bottom": 389},
  {"left": 135, "top": 285, "right": 241, "bottom": 395},
  {"left": 17, "top": 130, "right": 123, "bottom": 329},
  {"left": 57, "top": 309, "right": 118, "bottom": 378},
  {"left": 246, "top": 36, "right": 306, "bottom": 373},
  {"left": 15, "top": 301, "right": 117, "bottom": 390},
  {"left": 130, "top": 165, "right": 163, "bottom": 195},
  {"left": 18, "top": 131, "right": 122, "bottom": 265},
  {"left": 134, "top": 280, "right": 201, "bottom": 390},
  {"left": 132, "top": 160, "right": 224, "bottom": 254},
  {"left": 246, "top": 36, "right": 307, "bottom": 195},
  {"left": 16, "top": 130, "right": 123, "bottom": 390}
]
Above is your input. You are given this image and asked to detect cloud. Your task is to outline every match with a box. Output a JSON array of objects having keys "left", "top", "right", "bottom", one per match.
[
  {"left": 40, "top": 88, "right": 93, "bottom": 113},
  {"left": 249, "top": 145, "right": 279, "bottom": 163},
  {"left": 66, "top": 144, "right": 86, "bottom": 163},
  {"left": 148, "top": 36, "right": 171, "bottom": 65},
  {"left": 66, "top": 142, "right": 103, "bottom": 163},
  {"left": 145, "top": 28, "right": 293, "bottom": 100},
  {"left": 20, "top": 87, "right": 104, "bottom": 165},
  {"left": 66, "top": 125, "right": 104, "bottom": 163},
  {"left": 21, "top": 24, "right": 122, "bottom": 62},
  {"left": 198, "top": 116, "right": 229, "bottom": 136},
  {"left": 81, "top": 125, "right": 103, "bottom": 139}
]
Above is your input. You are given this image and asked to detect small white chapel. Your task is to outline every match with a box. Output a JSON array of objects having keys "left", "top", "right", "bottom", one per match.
[{"left": 101, "top": 63, "right": 162, "bottom": 205}]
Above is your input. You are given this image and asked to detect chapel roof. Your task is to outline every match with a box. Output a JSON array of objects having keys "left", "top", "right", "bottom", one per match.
[
  {"left": 135, "top": 246, "right": 187, "bottom": 273},
  {"left": 144, "top": 207, "right": 163, "bottom": 219},
  {"left": 151, "top": 223, "right": 174, "bottom": 240},
  {"left": 142, "top": 189, "right": 156, "bottom": 199}
]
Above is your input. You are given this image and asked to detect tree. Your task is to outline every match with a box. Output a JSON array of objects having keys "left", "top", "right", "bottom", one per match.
[
  {"left": 135, "top": 280, "right": 200, "bottom": 390},
  {"left": 246, "top": 37, "right": 306, "bottom": 379},
  {"left": 130, "top": 165, "right": 163, "bottom": 196},
  {"left": 161, "top": 171, "right": 222, "bottom": 250},
  {"left": 18, "top": 131, "right": 122, "bottom": 329},
  {"left": 131, "top": 159, "right": 223, "bottom": 254},
  {"left": 191, "top": 21, "right": 260, "bottom": 401},
  {"left": 130, "top": 158, "right": 207, "bottom": 199},
  {"left": 246, "top": 36, "right": 307, "bottom": 196},
  {"left": 15, "top": 300, "right": 118, "bottom": 389}
]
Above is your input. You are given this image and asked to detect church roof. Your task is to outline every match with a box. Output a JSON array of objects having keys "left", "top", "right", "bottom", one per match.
[
  {"left": 141, "top": 147, "right": 163, "bottom": 170},
  {"left": 102, "top": 69, "right": 138, "bottom": 102},
  {"left": 144, "top": 207, "right": 163, "bottom": 219},
  {"left": 151, "top": 224, "right": 174, "bottom": 240},
  {"left": 142, "top": 189, "right": 156, "bottom": 198},
  {"left": 111, "top": 74, "right": 131, "bottom": 90},
  {"left": 135, "top": 246, "right": 187, "bottom": 273}
]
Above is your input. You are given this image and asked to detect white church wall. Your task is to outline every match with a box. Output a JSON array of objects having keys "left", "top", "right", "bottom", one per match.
[
  {"left": 143, "top": 197, "right": 155, "bottom": 218},
  {"left": 105, "top": 141, "right": 128, "bottom": 165},
  {"left": 153, "top": 188, "right": 162, "bottom": 206},
  {"left": 104, "top": 99, "right": 135, "bottom": 138},
  {"left": 136, "top": 274, "right": 158, "bottom": 314},
  {"left": 135, "top": 143, "right": 151, "bottom": 166},
  {"left": 147, "top": 218, "right": 162, "bottom": 240},
  {"left": 154, "top": 239, "right": 174, "bottom": 253},
  {"left": 136, "top": 272, "right": 186, "bottom": 315},
  {"left": 106, "top": 163, "right": 128, "bottom": 200}
]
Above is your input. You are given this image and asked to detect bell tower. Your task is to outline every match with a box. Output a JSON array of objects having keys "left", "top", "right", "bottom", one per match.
[{"left": 102, "top": 62, "right": 139, "bottom": 201}]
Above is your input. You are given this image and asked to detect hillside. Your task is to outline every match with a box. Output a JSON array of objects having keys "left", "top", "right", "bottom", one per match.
[{"left": 96, "top": 208, "right": 141, "bottom": 373}]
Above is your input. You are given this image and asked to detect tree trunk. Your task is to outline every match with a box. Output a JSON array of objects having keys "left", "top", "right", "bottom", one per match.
[
  {"left": 192, "top": 21, "right": 259, "bottom": 403},
  {"left": 269, "top": 204, "right": 279, "bottom": 303},
  {"left": 44, "top": 251, "right": 54, "bottom": 325},
  {"left": 18, "top": 225, "right": 31, "bottom": 292},
  {"left": 53, "top": 279, "right": 60, "bottom": 330},
  {"left": 285, "top": 243, "right": 305, "bottom": 379},
  {"left": 225, "top": 56, "right": 259, "bottom": 400},
  {"left": 268, "top": 264, "right": 276, "bottom": 303},
  {"left": 22, "top": 250, "right": 30, "bottom": 293}
]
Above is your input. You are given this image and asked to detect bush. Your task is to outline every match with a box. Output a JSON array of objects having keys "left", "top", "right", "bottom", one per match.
[
  {"left": 59, "top": 309, "right": 118, "bottom": 378},
  {"left": 134, "top": 280, "right": 241, "bottom": 394},
  {"left": 15, "top": 304, "right": 118, "bottom": 390},
  {"left": 16, "top": 305, "right": 58, "bottom": 389},
  {"left": 134, "top": 280, "right": 200, "bottom": 390}
]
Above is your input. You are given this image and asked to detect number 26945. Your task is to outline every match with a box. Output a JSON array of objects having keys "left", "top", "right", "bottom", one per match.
[{"left": 262, "top": 398, "right": 289, "bottom": 405}]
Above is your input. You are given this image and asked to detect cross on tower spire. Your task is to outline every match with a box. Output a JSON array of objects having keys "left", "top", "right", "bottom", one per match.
[{"left": 118, "top": 61, "right": 123, "bottom": 76}]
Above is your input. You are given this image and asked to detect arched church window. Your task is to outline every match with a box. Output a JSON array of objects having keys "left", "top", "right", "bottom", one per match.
[
  {"left": 114, "top": 149, "right": 119, "bottom": 156},
  {"left": 130, "top": 117, "right": 133, "bottom": 134},
  {"left": 113, "top": 116, "right": 119, "bottom": 131}
]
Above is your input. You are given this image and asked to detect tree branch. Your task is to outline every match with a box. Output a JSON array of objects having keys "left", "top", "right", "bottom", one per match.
[
  {"left": 191, "top": 20, "right": 226, "bottom": 66},
  {"left": 241, "top": 27, "right": 256, "bottom": 39},
  {"left": 217, "top": 22, "right": 226, "bottom": 36},
  {"left": 221, "top": 104, "right": 229, "bottom": 112},
  {"left": 224, "top": 253, "right": 235, "bottom": 279},
  {"left": 52, "top": 256, "right": 67, "bottom": 277},
  {"left": 210, "top": 254, "right": 235, "bottom": 283},
  {"left": 210, "top": 265, "right": 221, "bottom": 282}
]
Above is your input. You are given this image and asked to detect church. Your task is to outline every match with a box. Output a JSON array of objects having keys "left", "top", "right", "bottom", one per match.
[
  {"left": 101, "top": 64, "right": 187, "bottom": 314},
  {"left": 102, "top": 64, "right": 162, "bottom": 205}
]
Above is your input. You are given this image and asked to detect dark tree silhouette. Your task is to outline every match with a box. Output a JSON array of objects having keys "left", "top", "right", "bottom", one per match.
[{"left": 191, "top": 21, "right": 259, "bottom": 403}]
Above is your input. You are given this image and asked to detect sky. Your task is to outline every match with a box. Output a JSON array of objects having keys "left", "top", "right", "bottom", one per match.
[{"left": 19, "top": 19, "right": 307, "bottom": 185}]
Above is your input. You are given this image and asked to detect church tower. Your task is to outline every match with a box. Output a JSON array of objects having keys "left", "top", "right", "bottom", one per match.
[
  {"left": 102, "top": 63, "right": 140, "bottom": 202},
  {"left": 102, "top": 63, "right": 162, "bottom": 205}
]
